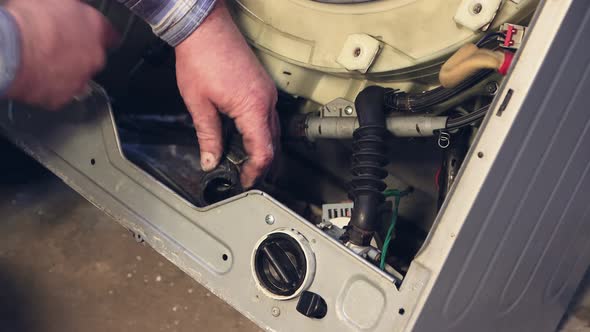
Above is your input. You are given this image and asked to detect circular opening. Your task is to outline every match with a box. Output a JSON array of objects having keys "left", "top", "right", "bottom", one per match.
[
  {"left": 477, "top": 151, "right": 484, "bottom": 158},
  {"left": 353, "top": 47, "right": 362, "bottom": 57},
  {"left": 203, "top": 177, "right": 235, "bottom": 205},
  {"left": 399, "top": 308, "right": 405, "bottom": 315},
  {"left": 472, "top": 3, "right": 483, "bottom": 14},
  {"left": 90, "top": 158, "right": 96, "bottom": 166},
  {"left": 222, "top": 254, "right": 229, "bottom": 261},
  {"left": 254, "top": 233, "right": 307, "bottom": 297}
]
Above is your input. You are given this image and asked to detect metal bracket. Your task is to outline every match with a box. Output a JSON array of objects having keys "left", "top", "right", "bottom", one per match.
[{"left": 320, "top": 98, "right": 357, "bottom": 118}]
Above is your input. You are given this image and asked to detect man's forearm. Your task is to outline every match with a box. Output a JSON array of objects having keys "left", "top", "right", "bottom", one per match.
[
  {"left": 117, "top": 0, "right": 217, "bottom": 46},
  {"left": 0, "top": 7, "right": 20, "bottom": 96}
]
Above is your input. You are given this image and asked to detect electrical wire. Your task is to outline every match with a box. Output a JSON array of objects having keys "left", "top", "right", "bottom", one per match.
[
  {"left": 445, "top": 104, "right": 491, "bottom": 130},
  {"left": 380, "top": 187, "right": 413, "bottom": 270},
  {"left": 383, "top": 31, "right": 503, "bottom": 114},
  {"left": 384, "top": 69, "right": 493, "bottom": 113},
  {"left": 476, "top": 32, "right": 506, "bottom": 48}
]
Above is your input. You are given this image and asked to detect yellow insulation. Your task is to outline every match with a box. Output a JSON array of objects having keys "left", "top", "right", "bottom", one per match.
[{"left": 439, "top": 44, "right": 505, "bottom": 88}]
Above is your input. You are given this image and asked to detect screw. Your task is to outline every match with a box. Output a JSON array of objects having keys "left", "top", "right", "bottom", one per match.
[
  {"left": 485, "top": 81, "right": 498, "bottom": 96},
  {"left": 265, "top": 214, "right": 275, "bottom": 225},
  {"left": 131, "top": 231, "right": 144, "bottom": 243},
  {"left": 271, "top": 307, "right": 281, "bottom": 317},
  {"left": 344, "top": 106, "right": 354, "bottom": 115},
  {"left": 472, "top": 3, "right": 483, "bottom": 14}
]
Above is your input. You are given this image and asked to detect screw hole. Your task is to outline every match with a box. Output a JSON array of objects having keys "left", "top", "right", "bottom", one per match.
[
  {"left": 472, "top": 3, "right": 483, "bottom": 14},
  {"left": 133, "top": 232, "right": 144, "bottom": 243},
  {"left": 399, "top": 308, "right": 405, "bottom": 315},
  {"left": 90, "top": 158, "right": 96, "bottom": 166},
  {"left": 353, "top": 47, "right": 362, "bottom": 57},
  {"left": 477, "top": 152, "right": 484, "bottom": 158},
  {"left": 222, "top": 254, "right": 229, "bottom": 261}
]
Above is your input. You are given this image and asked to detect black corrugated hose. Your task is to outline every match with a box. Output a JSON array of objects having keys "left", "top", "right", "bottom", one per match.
[{"left": 345, "top": 86, "right": 390, "bottom": 246}]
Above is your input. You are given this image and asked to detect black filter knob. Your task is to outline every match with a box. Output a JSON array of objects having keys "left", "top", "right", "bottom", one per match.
[
  {"left": 296, "top": 291, "right": 327, "bottom": 319},
  {"left": 254, "top": 233, "right": 307, "bottom": 297}
]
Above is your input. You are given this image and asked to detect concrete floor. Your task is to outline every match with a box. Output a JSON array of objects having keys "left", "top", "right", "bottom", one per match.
[
  {"left": 0, "top": 148, "right": 260, "bottom": 332},
  {"left": 0, "top": 144, "right": 588, "bottom": 332}
]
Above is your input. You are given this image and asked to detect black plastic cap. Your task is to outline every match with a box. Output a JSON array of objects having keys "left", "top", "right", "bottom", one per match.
[{"left": 296, "top": 291, "right": 327, "bottom": 319}]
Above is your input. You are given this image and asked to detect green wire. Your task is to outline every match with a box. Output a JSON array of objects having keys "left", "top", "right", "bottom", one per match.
[{"left": 380, "top": 187, "right": 413, "bottom": 270}]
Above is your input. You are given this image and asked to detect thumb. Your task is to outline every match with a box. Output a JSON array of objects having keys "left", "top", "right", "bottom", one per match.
[{"left": 186, "top": 99, "right": 224, "bottom": 172}]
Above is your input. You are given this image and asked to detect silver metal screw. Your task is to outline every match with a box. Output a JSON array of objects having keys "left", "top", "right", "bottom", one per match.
[
  {"left": 472, "top": 3, "right": 483, "bottom": 14},
  {"left": 344, "top": 106, "right": 354, "bottom": 115},
  {"left": 265, "top": 214, "right": 275, "bottom": 225},
  {"left": 271, "top": 307, "right": 281, "bottom": 317}
]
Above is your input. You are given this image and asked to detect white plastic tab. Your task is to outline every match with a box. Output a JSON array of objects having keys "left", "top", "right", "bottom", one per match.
[
  {"left": 454, "top": 0, "right": 503, "bottom": 31},
  {"left": 336, "top": 34, "right": 382, "bottom": 73}
]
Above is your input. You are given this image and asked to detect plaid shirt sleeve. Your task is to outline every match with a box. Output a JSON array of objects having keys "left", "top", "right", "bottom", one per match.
[
  {"left": 0, "top": 7, "right": 20, "bottom": 96},
  {"left": 117, "top": 0, "right": 217, "bottom": 46}
]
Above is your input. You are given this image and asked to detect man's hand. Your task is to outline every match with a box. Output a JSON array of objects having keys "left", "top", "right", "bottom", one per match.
[
  {"left": 175, "top": 0, "right": 279, "bottom": 189},
  {"left": 5, "top": 0, "right": 117, "bottom": 110}
]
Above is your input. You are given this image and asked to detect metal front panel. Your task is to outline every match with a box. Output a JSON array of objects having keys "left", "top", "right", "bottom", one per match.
[
  {"left": 411, "top": 0, "right": 590, "bottom": 331},
  {"left": 0, "top": 91, "right": 431, "bottom": 331}
]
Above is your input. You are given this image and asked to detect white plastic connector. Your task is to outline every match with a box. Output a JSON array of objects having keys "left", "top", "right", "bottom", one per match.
[{"left": 498, "top": 23, "right": 527, "bottom": 49}]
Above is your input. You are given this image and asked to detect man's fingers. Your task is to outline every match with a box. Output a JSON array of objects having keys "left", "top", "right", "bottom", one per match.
[
  {"left": 82, "top": 3, "right": 120, "bottom": 49},
  {"left": 234, "top": 107, "right": 277, "bottom": 188},
  {"left": 186, "top": 98, "right": 224, "bottom": 172}
]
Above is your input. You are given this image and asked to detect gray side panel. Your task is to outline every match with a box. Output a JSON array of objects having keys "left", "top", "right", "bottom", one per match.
[{"left": 414, "top": 2, "right": 590, "bottom": 332}]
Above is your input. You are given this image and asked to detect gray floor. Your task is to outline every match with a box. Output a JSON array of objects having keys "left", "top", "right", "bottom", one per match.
[
  {"left": 0, "top": 149, "right": 588, "bottom": 332},
  {"left": 0, "top": 159, "right": 260, "bottom": 332}
]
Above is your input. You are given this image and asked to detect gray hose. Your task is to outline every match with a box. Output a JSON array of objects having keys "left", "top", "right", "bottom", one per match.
[{"left": 304, "top": 115, "right": 448, "bottom": 140}]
